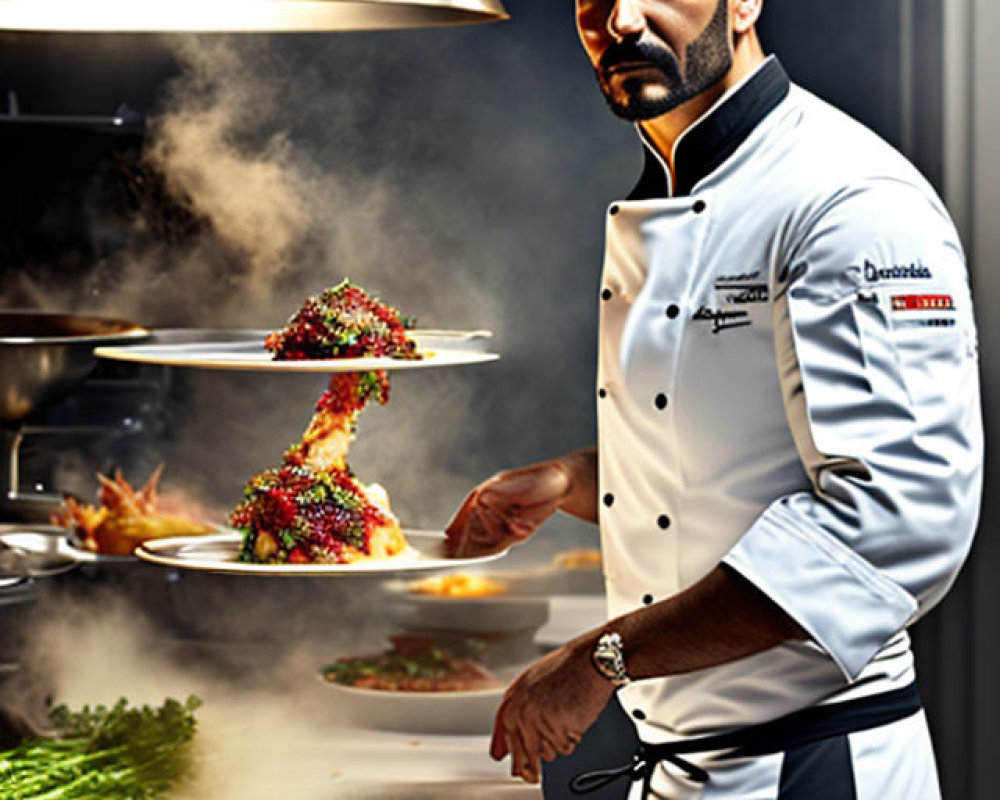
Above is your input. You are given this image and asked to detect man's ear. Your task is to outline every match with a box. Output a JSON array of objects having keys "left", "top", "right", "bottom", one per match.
[{"left": 731, "top": 0, "right": 762, "bottom": 33}]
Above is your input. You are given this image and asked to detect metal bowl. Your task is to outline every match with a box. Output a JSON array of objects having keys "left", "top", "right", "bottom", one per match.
[
  {"left": 0, "top": 526, "right": 79, "bottom": 577},
  {"left": 0, "top": 311, "right": 148, "bottom": 423}
]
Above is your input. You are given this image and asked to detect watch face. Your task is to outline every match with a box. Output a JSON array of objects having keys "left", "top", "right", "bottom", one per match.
[
  {"left": 595, "top": 651, "right": 618, "bottom": 676},
  {"left": 594, "top": 634, "right": 627, "bottom": 683}
]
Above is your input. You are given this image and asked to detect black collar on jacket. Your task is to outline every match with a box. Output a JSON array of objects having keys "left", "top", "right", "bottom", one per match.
[{"left": 627, "top": 57, "right": 790, "bottom": 200}]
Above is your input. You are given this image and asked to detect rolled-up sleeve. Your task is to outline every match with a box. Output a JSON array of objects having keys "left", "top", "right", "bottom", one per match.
[{"left": 723, "top": 178, "right": 984, "bottom": 680}]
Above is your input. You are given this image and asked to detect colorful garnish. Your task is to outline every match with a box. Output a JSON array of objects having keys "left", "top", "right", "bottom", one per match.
[
  {"left": 321, "top": 638, "right": 500, "bottom": 692},
  {"left": 233, "top": 281, "right": 416, "bottom": 566},
  {"left": 265, "top": 279, "right": 420, "bottom": 361},
  {"left": 230, "top": 463, "right": 404, "bottom": 564}
]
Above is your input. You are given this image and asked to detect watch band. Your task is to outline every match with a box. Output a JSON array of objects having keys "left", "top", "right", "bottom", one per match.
[{"left": 592, "top": 631, "right": 632, "bottom": 688}]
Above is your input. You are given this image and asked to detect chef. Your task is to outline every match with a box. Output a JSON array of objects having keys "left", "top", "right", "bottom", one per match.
[{"left": 445, "top": 0, "right": 983, "bottom": 797}]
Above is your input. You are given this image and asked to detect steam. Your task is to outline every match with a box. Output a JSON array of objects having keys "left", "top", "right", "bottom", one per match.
[
  {"left": 0, "top": 34, "right": 484, "bottom": 329},
  {"left": 146, "top": 39, "right": 316, "bottom": 280},
  {"left": 5, "top": 588, "right": 525, "bottom": 799},
  {"left": 0, "top": 21, "right": 614, "bottom": 790},
  {"left": 1, "top": 23, "right": 607, "bottom": 562}
]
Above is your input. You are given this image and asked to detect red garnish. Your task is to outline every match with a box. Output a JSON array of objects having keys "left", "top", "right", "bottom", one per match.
[{"left": 266, "top": 280, "right": 420, "bottom": 361}]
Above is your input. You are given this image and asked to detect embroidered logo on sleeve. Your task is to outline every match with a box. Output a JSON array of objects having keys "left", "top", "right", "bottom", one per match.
[
  {"left": 891, "top": 294, "right": 954, "bottom": 311},
  {"left": 862, "top": 259, "right": 933, "bottom": 282}
]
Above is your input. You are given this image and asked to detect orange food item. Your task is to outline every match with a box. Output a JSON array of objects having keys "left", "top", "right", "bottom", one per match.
[
  {"left": 409, "top": 573, "right": 509, "bottom": 598},
  {"left": 54, "top": 468, "right": 214, "bottom": 556},
  {"left": 552, "top": 549, "right": 603, "bottom": 570}
]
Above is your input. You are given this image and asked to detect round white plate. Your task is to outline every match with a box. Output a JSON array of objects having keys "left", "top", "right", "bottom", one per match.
[
  {"left": 135, "top": 530, "right": 508, "bottom": 576},
  {"left": 94, "top": 329, "right": 497, "bottom": 372},
  {"left": 319, "top": 677, "right": 505, "bottom": 735},
  {"left": 533, "top": 594, "right": 608, "bottom": 649}
]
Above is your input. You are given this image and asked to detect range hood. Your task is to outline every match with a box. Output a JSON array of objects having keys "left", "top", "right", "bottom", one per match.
[{"left": 0, "top": 0, "right": 509, "bottom": 32}]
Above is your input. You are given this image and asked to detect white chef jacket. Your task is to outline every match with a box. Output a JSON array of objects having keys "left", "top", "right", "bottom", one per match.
[{"left": 597, "top": 57, "right": 983, "bottom": 741}]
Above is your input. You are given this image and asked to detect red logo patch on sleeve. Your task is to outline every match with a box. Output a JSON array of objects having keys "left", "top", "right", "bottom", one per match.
[{"left": 891, "top": 294, "right": 954, "bottom": 311}]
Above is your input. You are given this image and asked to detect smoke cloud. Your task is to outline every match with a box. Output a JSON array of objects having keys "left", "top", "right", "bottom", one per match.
[
  {"left": 2, "top": 6, "right": 623, "bottom": 562},
  {"left": 3, "top": 589, "right": 520, "bottom": 799}
]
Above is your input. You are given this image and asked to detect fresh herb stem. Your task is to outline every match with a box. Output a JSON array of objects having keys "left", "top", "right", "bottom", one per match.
[{"left": 0, "top": 696, "right": 200, "bottom": 800}]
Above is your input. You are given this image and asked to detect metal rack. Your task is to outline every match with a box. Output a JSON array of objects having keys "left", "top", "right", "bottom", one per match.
[{"left": 0, "top": 91, "right": 145, "bottom": 132}]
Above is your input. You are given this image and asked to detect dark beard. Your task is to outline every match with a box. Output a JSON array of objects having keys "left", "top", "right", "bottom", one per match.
[{"left": 595, "top": 0, "right": 733, "bottom": 122}]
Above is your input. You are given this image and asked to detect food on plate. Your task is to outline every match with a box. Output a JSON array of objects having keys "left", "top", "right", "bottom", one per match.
[
  {"left": 54, "top": 468, "right": 215, "bottom": 557},
  {"left": 409, "top": 572, "right": 510, "bottom": 598},
  {"left": 284, "top": 370, "right": 389, "bottom": 472},
  {"left": 231, "top": 370, "right": 408, "bottom": 565},
  {"left": 230, "top": 463, "right": 406, "bottom": 565},
  {"left": 0, "top": 695, "right": 200, "bottom": 799},
  {"left": 552, "top": 549, "right": 603, "bottom": 570},
  {"left": 265, "top": 279, "right": 421, "bottom": 361},
  {"left": 232, "top": 282, "right": 424, "bottom": 565},
  {"left": 321, "top": 637, "right": 501, "bottom": 692}
]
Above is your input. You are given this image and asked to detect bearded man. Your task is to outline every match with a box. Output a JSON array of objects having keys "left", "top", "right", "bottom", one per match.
[{"left": 446, "top": 1, "right": 982, "bottom": 797}]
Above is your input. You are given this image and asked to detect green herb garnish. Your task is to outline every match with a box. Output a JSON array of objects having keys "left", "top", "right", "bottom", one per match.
[{"left": 0, "top": 696, "right": 201, "bottom": 800}]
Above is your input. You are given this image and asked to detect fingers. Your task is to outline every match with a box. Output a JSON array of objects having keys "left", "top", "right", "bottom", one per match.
[
  {"left": 459, "top": 503, "right": 514, "bottom": 558},
  {"left": 561, "top": 729, "right": 582, "bottom": 755},
  {"left": 446, "top": 493, "right": 529, "bottom": 558},
  {"left": 493, "top": 703, "right": 580, "bottom": 785},
  {"left": 490, "top": 711, "right": 509, "bottom": 761},
  {"left": 447, "top": 462, "right": 573, "bottom": 559},
  {"left": 538, "top": 737, "right": 557, "bottom": 763},
  {"left": 446, "top": 489, "right": 511, "bottom": 558},
  {"left": 444, "top": 489, "right": 480, "bottom": 557},
  {"left": 508, "top": 726, "right": 541, "bottom": 784}
]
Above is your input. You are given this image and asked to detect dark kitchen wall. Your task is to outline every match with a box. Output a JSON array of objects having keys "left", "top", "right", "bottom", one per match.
[{"left": 0, "top": 0, "right": 989, "bottom": 796}]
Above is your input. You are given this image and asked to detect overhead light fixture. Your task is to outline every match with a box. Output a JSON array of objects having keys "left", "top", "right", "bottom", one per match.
[{"left": 0, "top": 0, "right": 509, "bottom": 32}]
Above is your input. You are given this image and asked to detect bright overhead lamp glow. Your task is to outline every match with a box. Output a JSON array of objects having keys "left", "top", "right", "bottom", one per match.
[{"left": 0, "top": 0, "right": 509, "bottom": 32}]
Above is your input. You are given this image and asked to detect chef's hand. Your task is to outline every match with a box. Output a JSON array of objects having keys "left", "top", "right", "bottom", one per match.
[
  {"left": 491, "top": 634, "right": 612, "bottom": 785},
  {"left": 444, "top": 460, "right": 572, "bottom": 558}
]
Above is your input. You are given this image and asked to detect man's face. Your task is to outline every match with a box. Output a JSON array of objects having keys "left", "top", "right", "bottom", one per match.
[{"left": 576, "top": 0, "right": 734, "bottom": 122}]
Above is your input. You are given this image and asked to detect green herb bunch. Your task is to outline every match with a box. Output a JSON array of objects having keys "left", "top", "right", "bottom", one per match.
[{"left": 0, "top": 696, "right": 201, "bottom": 799}]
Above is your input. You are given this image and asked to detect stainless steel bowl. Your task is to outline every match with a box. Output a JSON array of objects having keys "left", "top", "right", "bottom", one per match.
[{"left": 0, "top": 311, "right": 148, "bottom": 423}]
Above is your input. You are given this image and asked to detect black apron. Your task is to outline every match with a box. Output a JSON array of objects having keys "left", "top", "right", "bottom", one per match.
[{"left": 542, "top": 683, "right": 922, "bottom": 799}]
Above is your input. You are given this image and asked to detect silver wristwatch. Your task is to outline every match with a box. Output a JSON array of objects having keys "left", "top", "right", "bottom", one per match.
[{"left": 592, "top": 631, "right": 632, "bottom": 688}]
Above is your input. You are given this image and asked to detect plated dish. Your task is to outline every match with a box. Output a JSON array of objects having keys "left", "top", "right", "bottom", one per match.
[
  {"left": 321, "top": 678, "right": 505, "bottom": 735},
  {"left": 135, "top": 530, "right": 508, "bottom": 576},
  {"left": 94, "top": 330, "right": 497, "bottom": 371},
  {"left": 319, "top": 636, "right": 505, "bottom": 734},
  {"left": 54, "top": 468, "right": 217, "bottom": 558},
  {"left": 321, "top": 636, "right": 501, "bottom": 692}
]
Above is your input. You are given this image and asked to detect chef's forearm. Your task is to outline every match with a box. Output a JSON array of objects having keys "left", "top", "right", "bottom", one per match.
[
  {"left": 554, "top": 447, "right": 599, "bottom": 524},
  {"left": 583, "top": 564, "right": 807, "bottom": 679}
]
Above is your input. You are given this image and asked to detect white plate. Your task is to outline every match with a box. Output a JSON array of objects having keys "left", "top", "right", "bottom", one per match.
[
  {"left": 135, "top": 530, "right": 509, "bottom": 576},
  {"left": 319, "top": 677, "right": 505, "bottom": 735},
  {"left": 533, "top": 594, "right": 608, "bottom": 649},
  {"left": 94, "top": 329, "right": 497, "bottom": 372}
]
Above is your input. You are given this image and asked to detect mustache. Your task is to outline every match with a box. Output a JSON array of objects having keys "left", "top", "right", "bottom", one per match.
[{"left": 598, "top": 40, "right": 680, "bottom": 75}]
